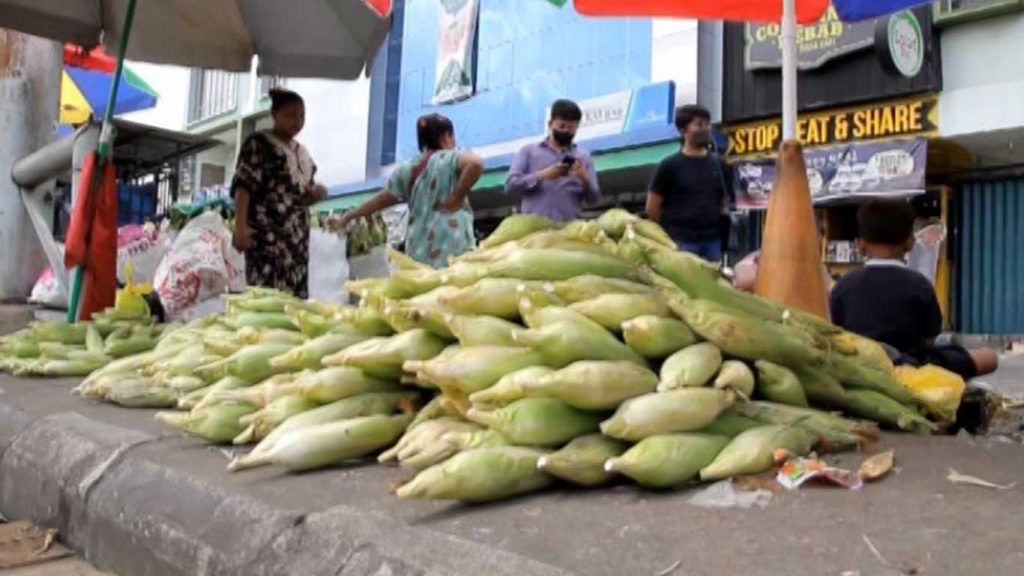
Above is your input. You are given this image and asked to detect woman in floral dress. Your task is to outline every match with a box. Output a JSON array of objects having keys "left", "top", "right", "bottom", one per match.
[
  {"left": 335, "top": 114, "right": 483, "bottom": 268},
  {"left": 232, "top": 89, "right": 326, "bottom": 297}
]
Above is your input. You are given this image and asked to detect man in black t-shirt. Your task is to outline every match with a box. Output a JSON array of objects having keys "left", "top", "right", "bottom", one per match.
[
  {"left": 646, "top": 104, "right": 732, "bottom": 262},
  {"left": 830, "top": 200, "right": 998, "bottom": 380}
]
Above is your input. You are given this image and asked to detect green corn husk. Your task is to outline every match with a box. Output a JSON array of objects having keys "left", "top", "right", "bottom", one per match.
[
  {"left": 697, "top": 410, "right": 766, "bottom": 437},
  {"left": 37, "top": 342, "right": 83, "bottom": 359},
  {"left": 98, "top": 377, "right": 178, "bottom": 408},
  {"left": 520, "top": 361, "right": 658, "bottom": 411},
  {"left": 699, "top": 424, "right": 816, "bottom": 481},
  {"left": 441, "top": 428, "right": 509, "bottom": 452},
  {"left": 196, "top": 343, "right": 294, "bottom": 384},
  {"left": 596, "top": 208, "right": 674, "bottom": 248},
  {"left": 731, "top": 401, "right": 875, "bottom": 449},
  {"left": 438, "top": 278, "right": 545, "bottom": 320},
  {"left": 156, "top": 401, "right": 258, "bottom": 444},
  {"left": 542, "top": 275, "right": 657, "bottom": 304},
  {"left": 85, "top": 324, "right": 103, "bottom": 353},
  {"left": 199, "top": 372, "right": 307, "bottom": 410},
  {"left": 230, "top": 391, "right": 419, "bottom": 472},
  {"left": 518, "top": 298, "right": 596, "bottom": 329},
  {"left": 671, "top": 299, "right": 823, "bottom": 367},
  {"left": 606, "top": 433, "right": 730, "bottom": 489},
  {"left": 332, "top": 307, "right": 395, "bottom": 337},
  {"left": 377, "top": 298, "right": 453, "bottom": 339},
  {"left": 621, "top": 315, "right": 698, "bottom": 360},
  {"left": 536, "top": 434, "right": 628, "bottom": 487},
  {"left": 467, "top": 398, "right": 602, "bottom": 448},
  {"left": 409, "top": 395, "right": 457, "bottom": 429},
  {"left": 378, "top": 417, "right": 481, "bottom": 470},
  {"left": 817, "top": 354, "right": 917, "bottom": 406},
  {"left": 179, "top": 376, "right": 249, "bottom": 410},
  {"left": 467, "top": 366, "right": 556, "bottom": 407},
  {"left": 234, "top": 394, "right": 319, "bottom": 445},
  {"left": 479, "top": 214, "right": 559, "bottom": 249},
  {"left": 445, "top": 315, "right": 526, "bottom": 347},
  {"left": 295, "top": 366, "right": 398, "bottom": 404},
  {"left": 405, "top": 346, "right": 545, "bottom": 395},
  {"left": 228, "top": 295, "right": 296, "bottom": 314},
  {"left": 841, "top": 389, "right": 936, "bottom": 434},
  {"left": 29, "top": 321, "right": 88, "bottom": 345},
  {"left": 1, "top": 337, "right": 41, "bottom": 358},
  {"left": 13, "top": 357, "right": 109, "bottom": 377},
  {"left": 658, "top": 343, "right": 723, "bottom": 391},
  {"left": 713, "top": 360, "right": 756, "bottom": 397},
  {"left": 103, "top": 334, "right": 156, "bottom": 358},
  {"left": 323, "top": 329, "right": 447, "bottom": 379},
  {"left": 755, "top": 361, "right": 809, "bottom": 407},
  {"left": 239, "top": 414, "right": 412, "bottom": 472},
  {"left": 568, "top": 294, "right": 671, "bottom": 332},
  {"left": 396, "top": 446, "right": 552, "bottom": 503},
  {"left": 388, "top": 247, "right": 430, "bottom": 272},
  {"left": 483, "top": 248, "right": 645, "bottom": 283},
  {"left": 167, "top": 375, "right": 208, "bottom": 394},
  {"left": 600, "top": 388, "right": 736, "bottom": 442},
  {"left": 269, "top": 331, "right": 370, "bottom": 371},
  {"left": 285, "top": 308, "right": 333, "bottom": 338},
  {"left": 792, "top": 365, "right": 851, "bottom": 408},
  {"left": 512, "top": 319, "right": 647, "bottom": 368},
  {"left": 226, "top": 312, "right": 298, "bottom": 332}
]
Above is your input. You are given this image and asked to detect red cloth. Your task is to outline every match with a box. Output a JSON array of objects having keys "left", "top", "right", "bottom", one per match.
[
  {"left": 62, "top": 44, "right": 117, "bottom": 73},
  {"left": 574, "top": 0, "right": 830, "bottom": 24},
  {"left": 65, "top": 151, "right": 118, "bottom": 320},
  {"left": 363, "top": 0, "right": 392, "bottom": 18}
]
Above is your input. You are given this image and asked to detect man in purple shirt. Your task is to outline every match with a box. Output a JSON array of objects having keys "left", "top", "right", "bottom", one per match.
[{"left": 505, "top": 99, "right": 600, "bottom": 222}]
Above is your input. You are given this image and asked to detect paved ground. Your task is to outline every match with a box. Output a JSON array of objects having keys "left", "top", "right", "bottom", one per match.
[
  {"left": 1, "top": 370, "right": 1023, "bottom": 576},
  {"left": 4, "top": 558, "right": 112, "bottom": 576}
]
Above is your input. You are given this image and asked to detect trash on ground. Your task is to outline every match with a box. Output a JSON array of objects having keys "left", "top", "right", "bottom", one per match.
[
  {"left": 777, "top": 457, "right": 863, "bottom": 490},
  {"left": 858, "top": 450, "right": 895, "bottom": 481},
  {"left": 0, "top": 520, "right": 69, "bottom": 569},
  {"left": 688, "top": 480, "right": 772, "bottom": 509},
  {"left": 946, "top": 468, "right": 1016, "bottom": 491}
]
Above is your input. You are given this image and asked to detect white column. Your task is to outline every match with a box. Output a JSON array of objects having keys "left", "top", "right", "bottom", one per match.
[
  {"left": 0, "top": 30, "right": 61, "bottom": 300},
  {"left": 781, "top": 0, "right": 799, "bottom": 141}
]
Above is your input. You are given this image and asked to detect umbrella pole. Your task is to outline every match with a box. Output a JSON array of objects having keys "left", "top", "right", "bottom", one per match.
[
  {"left": 66, "top": 0, "right": 138, "bottom": 323},
  {"left": 781, "top": 0, "right": 798, "bottom": 140}
]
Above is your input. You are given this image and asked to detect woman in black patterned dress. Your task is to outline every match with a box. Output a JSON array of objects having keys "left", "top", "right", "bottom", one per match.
[{"left": 231, "top": 89, "right": 326, "bottom": 297}]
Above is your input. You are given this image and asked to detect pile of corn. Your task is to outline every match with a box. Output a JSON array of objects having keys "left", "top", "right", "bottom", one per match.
[
  {"left": 0, "top": 307, "right": 166, "bottom": 377},
  {"left": 4, "top": 209, "right": 943, "bottom": 503},
  {"left": 346, "top": 213, "right": 389, "bottom": 258}
]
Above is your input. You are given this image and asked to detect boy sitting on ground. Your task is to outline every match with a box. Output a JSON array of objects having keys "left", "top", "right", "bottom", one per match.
[{"left": 829, "top": 199, "right": 998, "bottom": 381}]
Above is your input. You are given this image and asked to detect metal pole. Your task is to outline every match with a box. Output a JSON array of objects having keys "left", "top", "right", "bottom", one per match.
[
  {"left": 67, "top": 0, "right": 139, "bottom": 322},
  {"left": 781, "top": 0, "right": 798, "bottom": 141}
]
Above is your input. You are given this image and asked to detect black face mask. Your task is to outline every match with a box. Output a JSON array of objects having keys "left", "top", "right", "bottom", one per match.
[
  {"left": 552, "top": 129, "right": 575, "bottom": 147},
  {"left": 689, "top": 128, "right": 712, "bottom": 148}
]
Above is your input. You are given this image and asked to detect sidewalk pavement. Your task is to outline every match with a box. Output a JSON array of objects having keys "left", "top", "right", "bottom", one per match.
[{"left": 1, "top": 371, "right": 1023, "bottom": 576}]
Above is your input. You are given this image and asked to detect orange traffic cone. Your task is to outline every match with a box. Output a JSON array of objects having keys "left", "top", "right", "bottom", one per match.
[{"left": 754, "top": 140, "right": 829, "bottom": 318}]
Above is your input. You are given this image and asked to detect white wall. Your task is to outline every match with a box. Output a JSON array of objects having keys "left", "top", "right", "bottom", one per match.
[
  {"left": 939, "top": 12, "right": 1024, "bottom": 137},
  {"left": 120, "top": 62, "right": 189, "bottom": 130},
  {"left": 651, "top": 19, "right": 699, "bottom": 108}
]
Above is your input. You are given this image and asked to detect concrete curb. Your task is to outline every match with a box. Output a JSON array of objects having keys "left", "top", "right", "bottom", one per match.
[{"left": 0, "top": 404, "right": 573, "bottom": 576}]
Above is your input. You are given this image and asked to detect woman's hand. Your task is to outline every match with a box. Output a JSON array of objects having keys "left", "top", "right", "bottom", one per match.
[
  {"left": 327, "top": 213, "right": 350, "bottom": 232},
  {"left": 435, "top": 195, "right": 465, "bottom": 214},
  {"left": 233, "top": 224, "right": 253, "bottom": 252}
]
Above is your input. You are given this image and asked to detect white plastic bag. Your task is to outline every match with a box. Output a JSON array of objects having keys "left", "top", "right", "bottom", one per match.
[
  {"left": 29, "top": 266, "right": 67, "bottom": 309},
  {"left": 308, "top": 229, "right": 349, "bottom": 303},
  {"left": 153, "top": 211, "right": 246, "bottom": 320},
  {"left": 348, "top": 245, "right": 390, "bottom": 281},
  {"left": 117, "top": 224, "right": 171, "bottom": 285}
]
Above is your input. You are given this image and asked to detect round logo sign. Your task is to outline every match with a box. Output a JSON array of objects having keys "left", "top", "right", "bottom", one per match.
[{"left": 887, "top": 10, "right": 924, "bottom": 78}]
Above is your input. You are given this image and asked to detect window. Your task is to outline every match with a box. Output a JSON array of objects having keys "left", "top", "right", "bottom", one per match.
[
  {"left": 187, "top": 69, "right": 240, "bottom": 124},
  {"left": 258, "top": 75, "right": 286, "bottom": 98},
  {"left": 935, "top": 0, "right": 1024, "bottom": 26}
]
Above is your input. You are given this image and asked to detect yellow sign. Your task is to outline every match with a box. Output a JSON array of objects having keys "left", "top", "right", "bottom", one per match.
[{"left": 723, "top": 95, "right": 939, "bottom": 157}]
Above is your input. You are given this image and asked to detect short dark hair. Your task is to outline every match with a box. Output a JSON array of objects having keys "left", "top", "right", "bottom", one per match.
[
  {"left": 550, "top": 99, "right": 582, "bottom": 123},
  {"left": 675, "top": 104, "right": 711, "bottom": 131},
  {"left": 269, "top": 88, "right": 304, "bottom": 113},
  {"left": 416, "top": 113, "right": 454, "bottom": 152},
  {"left": 857, "top": 199, "right": 916, "bottom": 246}
]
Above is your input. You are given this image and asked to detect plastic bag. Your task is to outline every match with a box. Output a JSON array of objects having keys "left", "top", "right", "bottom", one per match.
[
  {"left": 894, "top": 364, "right": 965, "bottom": 423},
  {"left": 153, "top": 211, "right": 245, "bottom": 320},
  {"left": 117, "top": 224, "right": 170, "bottom": 285},
  {"left": 308, "top": 229, "right": 349, "bottom": 303},
  {"left": 348, "top": 245, "right": 390, "bottom": 281},
  {"left": 28, "top": 266, "right": 67, "bottom": 309}
]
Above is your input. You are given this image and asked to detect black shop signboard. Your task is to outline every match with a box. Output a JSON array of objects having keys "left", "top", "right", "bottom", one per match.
[{"left": 723, "top": 4, "right": 941, "bottom": 123}]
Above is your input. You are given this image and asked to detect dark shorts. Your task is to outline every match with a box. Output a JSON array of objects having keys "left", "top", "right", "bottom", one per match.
[{"left": 920, "top": 345, "right": 978, "bottom": 380}]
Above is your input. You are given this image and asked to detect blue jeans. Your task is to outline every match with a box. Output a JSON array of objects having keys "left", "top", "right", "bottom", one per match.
[{"left": 677, "top": 239, "right": 722, "bottom": 263}]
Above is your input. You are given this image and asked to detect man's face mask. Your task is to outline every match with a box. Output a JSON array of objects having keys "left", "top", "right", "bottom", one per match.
[
  {"left": 689, "top": 127, "right": 712, "bottom": 148},
  {"left": 552, "top": 129, "right": 575, "bottom": 147}
]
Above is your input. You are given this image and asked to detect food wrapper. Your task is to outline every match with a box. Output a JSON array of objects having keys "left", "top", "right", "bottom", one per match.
[{"left": 777, "top": 457, "right": 864, "bottom": 490}]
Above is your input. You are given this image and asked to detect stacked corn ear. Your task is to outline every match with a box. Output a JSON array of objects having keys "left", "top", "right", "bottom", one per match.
[{"left": 4, "top": 209, "right": 940, "bottom": 502}]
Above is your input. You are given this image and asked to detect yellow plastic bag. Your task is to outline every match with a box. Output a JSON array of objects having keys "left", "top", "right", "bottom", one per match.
[
  {"left": 115, "top": 261, "right": 152, "bottom": 318},
  {"left": 894, "top": 365, "right": 965, "bottom": 423}
]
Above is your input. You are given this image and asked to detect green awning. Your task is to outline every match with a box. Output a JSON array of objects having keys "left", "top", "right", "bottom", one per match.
[{"left": 313, "top": 139, "right": 678, "bottom": 214}]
